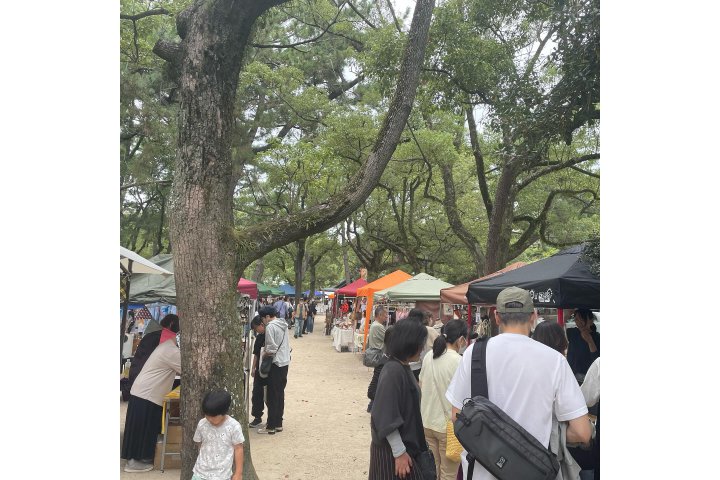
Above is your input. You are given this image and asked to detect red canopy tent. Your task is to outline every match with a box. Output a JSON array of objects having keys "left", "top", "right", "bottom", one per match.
[
  {"left": 236, "top": 277, "right": 258, "bottom": 300},
  {"left": 333, "top": 278, "right": 369, "bottom": 336},
  {"left": 335, "top": 278, "right": 369, "bottom": 296}
]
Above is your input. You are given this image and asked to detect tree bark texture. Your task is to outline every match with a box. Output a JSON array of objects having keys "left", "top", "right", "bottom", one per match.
[
  {"left": 161, "top": 0, "right": 435, "bottom": 477},
  {"left": 165, "top": 1, "right": 290, "bottom": 478}
]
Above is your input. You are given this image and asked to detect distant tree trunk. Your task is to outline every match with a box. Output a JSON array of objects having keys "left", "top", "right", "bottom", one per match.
[
  {"left": 484, "top": 162, "right": 518, "bottom": 274},
  {"left": 153, "top": 192, "right": 166, "bottom": 256},
  {"left": 251, "top": 257, "right": 264, "bottom": 283},
  {"left": 294, "top": 238, "right": 306, "bottom": 303},
  {"left": 439, "top": 162, "right": 485, "bottom": 277},
  {"left": 309, "top": 257, "right": 317, "bottom": 299},
  {"left": 341, "top": 224, "right": 352, "bottom": 282}
]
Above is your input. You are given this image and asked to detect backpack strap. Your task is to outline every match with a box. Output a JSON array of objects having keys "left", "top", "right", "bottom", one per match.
[
  {"left": 470, "top": 338, "right": 489, "bottom": 399},
  {"left": 466, "top": 338, "right": 489, "bottom": 479}
]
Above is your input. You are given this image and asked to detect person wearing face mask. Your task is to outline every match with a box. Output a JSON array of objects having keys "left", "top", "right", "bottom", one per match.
[
  {"left": 566, "top": 309, "right": 600, "bottom": 382},
  {"left": 418, "top": 319, "right": 467, "bottom": 480}
]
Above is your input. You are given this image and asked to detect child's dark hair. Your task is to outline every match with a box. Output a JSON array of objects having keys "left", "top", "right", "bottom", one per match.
[
  {"left": 532, "top": 321, "right": 568, "bottom": 354},
  {"left": 202, "top": 390, "right": 232, "bottom": 416},
  {"left": 433, "top": 319, "right": 468, "bottom": 358},
  {"left": 387, "top": 318, "right": 427, "bottom": 361}
]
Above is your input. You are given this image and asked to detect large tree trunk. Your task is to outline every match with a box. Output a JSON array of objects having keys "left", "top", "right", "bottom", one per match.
[
  {"left": 165, "top": 2, "right": 289, "bottom": 478},
  {"left": 158, "top": 0, "right": 435, "bottom": 478}
]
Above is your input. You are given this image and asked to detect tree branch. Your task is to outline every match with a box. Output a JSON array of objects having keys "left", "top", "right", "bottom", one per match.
[
  {"left": 252, "top": 124, "right": 294, "bottom": 153},
  {"left": 508, "top": 188, "right": 598, "bottom": 258},
  {"left": 569, "top": 164, "right": 600, "bottom": 179},
  {"left": 120, "top": 8, "right": 170, "bottom": 21},
  {"left": 236, "top": 0, "right": 436, "bottom": 268},
  {"left": 348, "top": 1, "right": 377, "bottom": 29},
  {"left": 425, "top": 67, "right": 492, "bottom": 104},
  {"left": 252, "top": 5, "right": 344, "bottom": 49},
  {"left": 152, "top": 39, "right": 182, "bottom": 65},
  {"left": 466, "top": 107, "right": 493, "bottom": 220},
  {"left": 439, "top": 162, "right": 485, "bottom": 275},
  {"left": 517, "top": 153, "right": 600, "bottom": 191},
  {"left": 121, "top": 179, "right": 172, "bottom": 191}
]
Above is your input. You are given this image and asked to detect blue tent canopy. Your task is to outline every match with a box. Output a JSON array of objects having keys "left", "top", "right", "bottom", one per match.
[
  {"left": 278, "top": 284, "right": 296, "bottom": 295},
  {"left": 303, "top": 290, "right": 325, "bottom": 297}
]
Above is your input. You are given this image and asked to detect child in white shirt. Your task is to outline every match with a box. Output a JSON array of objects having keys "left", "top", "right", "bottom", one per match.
[{"left": 192, "top": 390, "right": 244, "bottom": 480}]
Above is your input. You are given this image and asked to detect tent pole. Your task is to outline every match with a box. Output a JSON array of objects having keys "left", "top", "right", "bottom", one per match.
[
  {"left": 558, "top": 308, "right": 564, "bottom": 327},
  {"left": 363, "top": 294, "right": 373, "bottom": 352},
  {"left": 120, "top": 260, "right": 133, "bottom": 373},
  {"left": 467, "top": 301, "right": 472, "bottom": 340}
]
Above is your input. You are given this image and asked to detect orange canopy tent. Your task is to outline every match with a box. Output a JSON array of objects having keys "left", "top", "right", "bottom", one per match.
[{"left": 356, "top": 270, "right": 412, "bottom": 351}]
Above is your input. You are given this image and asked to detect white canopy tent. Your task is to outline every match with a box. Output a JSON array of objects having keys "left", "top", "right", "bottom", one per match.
[
  {"left": 121, "top": 246, "right": 173, "bottom": 275},
  {"left": 120, "top": 246, "right": 173, "bottom": 369}
]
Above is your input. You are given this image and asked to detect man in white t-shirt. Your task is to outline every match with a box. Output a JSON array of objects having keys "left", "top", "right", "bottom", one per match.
[{"left": 446, "top": 286, "right": 592, "bottom": 480}]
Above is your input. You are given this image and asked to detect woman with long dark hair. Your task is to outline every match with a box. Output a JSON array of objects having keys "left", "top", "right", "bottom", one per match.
[{"left": 418, "top": 319, "right": 467, "bottom": 480}]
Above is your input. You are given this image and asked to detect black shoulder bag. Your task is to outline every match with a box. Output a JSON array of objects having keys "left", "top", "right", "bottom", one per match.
[
  {"left": 259, "top": 326, "right": 286, "bottom": 379},
  {"left": 453, "top": 339, "right": 560, "bottom": 480}
]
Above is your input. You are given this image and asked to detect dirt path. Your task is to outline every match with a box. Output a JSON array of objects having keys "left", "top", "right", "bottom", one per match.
[{"left": 121, "top": 315, "right": 374, "bottom": 479}]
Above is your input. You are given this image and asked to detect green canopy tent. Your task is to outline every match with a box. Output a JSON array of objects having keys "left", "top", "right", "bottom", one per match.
[
  {"left": 374, "top": 273, "right": 454, "bottom": 321},
  {"left": 256, "top": 282, "right": 284, "bottom": 297},
  {"left": 128, "top": 254, "right": 176, "bottom": 304}
]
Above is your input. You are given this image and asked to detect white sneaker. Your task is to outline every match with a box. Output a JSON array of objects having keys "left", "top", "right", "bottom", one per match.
[{"left": 124, "top": 459, "right": 154, "bottom": 472}]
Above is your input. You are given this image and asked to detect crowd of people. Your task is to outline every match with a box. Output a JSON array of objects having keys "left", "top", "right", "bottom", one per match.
[
  {"left": 365, "top": 287, "right": 600, "bottom": 480},
  {"left": 121, "top": 288, "right": 600, "bottom": 480}
]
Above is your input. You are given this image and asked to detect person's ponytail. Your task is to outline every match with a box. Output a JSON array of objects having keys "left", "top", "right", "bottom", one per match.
[{"left": 432, "top": 334, "right": 448, "bottom": 359}]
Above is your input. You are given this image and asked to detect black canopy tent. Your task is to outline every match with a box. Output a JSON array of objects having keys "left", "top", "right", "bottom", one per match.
[{"left": 466, "top": 245, "right": 599, "bottom": 310}]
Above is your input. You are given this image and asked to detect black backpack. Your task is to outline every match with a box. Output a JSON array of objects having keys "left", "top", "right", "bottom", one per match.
[{"left": 453, "top": 339, "right": 560, "bottom": 480}]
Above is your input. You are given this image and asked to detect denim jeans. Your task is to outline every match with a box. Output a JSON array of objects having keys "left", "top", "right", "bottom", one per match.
[
  {"left": 305, "top": 315, "right": 314, "bottom": 333},
  {"left": 294, "top": 317, "right": 304, "bottom": 337}
]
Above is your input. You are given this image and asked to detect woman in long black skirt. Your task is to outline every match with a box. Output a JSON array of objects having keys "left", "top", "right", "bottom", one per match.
[{"left": 369, "top": 319, "right": 430, "bottom": 479}]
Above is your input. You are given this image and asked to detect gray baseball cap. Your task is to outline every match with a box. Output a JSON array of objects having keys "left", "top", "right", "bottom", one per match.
[{"left": 496, "top": 287, "right": 534, "bottom": 313}]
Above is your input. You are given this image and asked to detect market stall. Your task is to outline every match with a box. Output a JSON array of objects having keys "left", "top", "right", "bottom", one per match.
[
  {"left": 355, "top": 270, "right": 412, "bottom": 351},
  {"left": 439, "top": 262, "right": 526, "bottom": 335},
  {"left": 374, "top": 272, "right": 453, "bottom": 327},
  {"left": 278, "top": 283, "right": 296, "bottom": 296},
  {"left": 120, "top": 247, "right": 173, "bottom": 370},
  {"left": 330, "top": 278, "right": 368, "bottom": 352},
  {"left": 466, "top": 245, "right": 599, "bottom": 325},
  {"left": 236, "top": 277, "right": 259, "bottom": 299}
]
